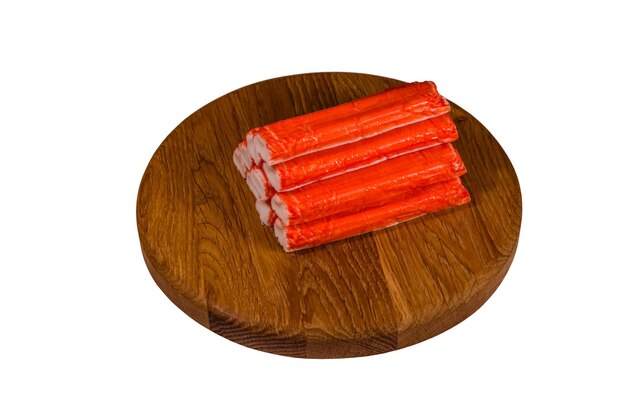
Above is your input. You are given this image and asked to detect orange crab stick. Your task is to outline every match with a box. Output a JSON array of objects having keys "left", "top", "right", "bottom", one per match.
[
  {"left": 274, "top": 178, "right": 470, "bottom": 252},
  {"left": 255, "top": 200, "right": 277, "bottom": 226},
  {"left": 263, "top": 114, "right": 458, "bottom": 191},
  {"left": 246, "top": 165, "right": 275, "bottom": 202},
  {"left": 233, "top": 141, "right": 254, "bottom": 177},
  {"left": 271, "top": 143, "right": 466, "bottom": 226},
  {"left": 247, "top": 81, "right": 449, "bottom": 165}
]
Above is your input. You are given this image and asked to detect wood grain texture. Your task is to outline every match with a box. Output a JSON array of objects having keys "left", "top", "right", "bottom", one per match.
[{"left": 137, "top": 72, "right": 522, "bottom": 358}]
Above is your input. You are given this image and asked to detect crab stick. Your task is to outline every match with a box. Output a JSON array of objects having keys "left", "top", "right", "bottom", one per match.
[
  {"left": 246, "top": 165, "right": 275, "bottom": 201},
  {"left": 255, "top": 200, "right": 277, "bottom": 226},
  {"left": 271, "top": 143, "right": 466, "bottom": 226},
  {"left": 263, "top": 114, "right": 458, "bottom": 191},
  {"left": 233, "top": 141, "right": 254, "bottom": 177},
  {"left": 274, "top": 178, "right": 470, "bottom": 252},
  {"left": 247, "top": 81, "right": 449, "bottom": 165}
]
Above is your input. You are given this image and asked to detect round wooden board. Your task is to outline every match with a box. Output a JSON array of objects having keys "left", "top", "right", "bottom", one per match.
[{"left": 137, "top": 72, "right": 522, "bottom": 359}]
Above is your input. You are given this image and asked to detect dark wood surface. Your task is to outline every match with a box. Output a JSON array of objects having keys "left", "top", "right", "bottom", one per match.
[{"left": 137, "top": 72, "right": 522, "bottom": 358}]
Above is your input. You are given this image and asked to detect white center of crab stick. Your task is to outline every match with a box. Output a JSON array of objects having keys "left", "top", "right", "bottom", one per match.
[
  {"left": 246, "top": 172, "right": 265, "bottom": 201},
  {"left": 233, "top": 149, "right": 247, "bottom": 177},
  {"left": 241, "top": 149, "right": 253, "bottom": 171},
  {"left": 263, "top": 163, "right": 282, "bottom": 191},
  {"left": 270, "top": 194, "right": 291, "bottom": 225},
  {"left": 245, "top": 134, "right": 258, "bottom": 164},
  {"left": 255, "top": 199, "right": 276, "bottom": 226},
  {"left": 273, "top": 220, "right": 290, "bottom": 252},
  {"left": 246, "top": 134, "right": 264, "bottom": 165},
  {"left": 254, "top": 134, "right": 271, "bottom": 164},
  {"left": 246, "top": 166, "right": 275, "bottom": 201}
]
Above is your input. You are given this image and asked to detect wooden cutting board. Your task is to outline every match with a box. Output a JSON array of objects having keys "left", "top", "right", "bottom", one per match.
[{"left": 137, "top": 72, "right": 522, "bottom": 358}]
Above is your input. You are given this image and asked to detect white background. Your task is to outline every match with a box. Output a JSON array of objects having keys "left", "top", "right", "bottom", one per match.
[{"left": 1, "top": 1, "right": 625, "bottom": 415}]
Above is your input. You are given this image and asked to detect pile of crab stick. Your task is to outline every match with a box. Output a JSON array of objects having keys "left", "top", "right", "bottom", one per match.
[{"left": 233, "top": 81, "right": 470, "bottom": 252}]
